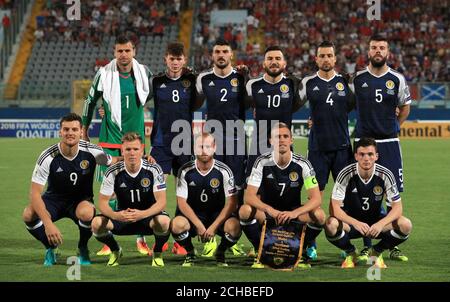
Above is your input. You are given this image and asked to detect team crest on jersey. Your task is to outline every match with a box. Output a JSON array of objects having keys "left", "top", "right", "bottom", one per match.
[
  {"left": 373, "top": 186, "right": 383, "bottom": 195},
  {"left": 335, "top": 82, "right": 345, "bottom": 91},
  {"left": 289, "top": 172, "right": 299, "bottom": 182},
  {"left": 141, "top": 178, "right": 151, "bottom": 188},
  {"left": 182, "top": 80, "right": 191, "bottom": 88},
  {"left": 80, "top": 160, "right": 89, "bottom": 170},
  {"left": 230, "top": 78, "right": 239, "bottom": 87},
  {"left": 386, "top": 80, "right": 395, "bottom": 89},
  {"left": 280, "top": 84, "right": 289, "bottom": 93},
  {"left": 210, "top": 178, "right": 220, "bottom": 189}
]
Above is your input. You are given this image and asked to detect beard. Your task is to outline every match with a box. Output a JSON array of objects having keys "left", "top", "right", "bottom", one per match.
[
  {"left": 369, "top": 55, "right": 387, "bottom": 68},
  {"left": 264, "top": 66, "right": 284, "bottom": 77},
  {"left": 319, "top": 64, "right": 333, "bottom": 72},
  {"left": 214, "top": 59, "right": 229, "bottom": 69},
  {"left": 196, "top": 154, "right": 213, "bottom": 163}
]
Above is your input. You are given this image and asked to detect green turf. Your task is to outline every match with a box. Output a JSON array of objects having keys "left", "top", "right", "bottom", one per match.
[{"left": 0, "top": 138, "right": 449, "bottom": 281}]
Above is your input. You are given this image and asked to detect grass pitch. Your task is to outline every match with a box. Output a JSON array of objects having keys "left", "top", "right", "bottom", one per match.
[{"left": 0, "top": 138, "right": 449, "bottom": 282}]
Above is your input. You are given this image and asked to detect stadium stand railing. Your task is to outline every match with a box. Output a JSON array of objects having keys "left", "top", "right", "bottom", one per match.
[
  {"left": 0, "top": 0, "right": 31, "bottom": 83},
  {"left": 2, "top": 0, "right": 183, "bottom": 107}
]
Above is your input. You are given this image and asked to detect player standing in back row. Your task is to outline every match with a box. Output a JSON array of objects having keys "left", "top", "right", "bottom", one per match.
[
  {"left": 196, "top": 39, "right": 248, "bottom": 256},
  {"left": 82, "top": 35, "right": 153, "bottom": 256},
  {"left": 349, "top": 34, "right": 411, "bottom": 261},
  {"left": 299, "top": 41, "right": 355, "bottom": 259}
]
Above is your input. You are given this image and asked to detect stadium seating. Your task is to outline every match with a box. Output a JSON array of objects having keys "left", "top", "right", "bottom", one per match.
[
  {"left": 191, "top": 0, "right": 449, "bottom": 82},
  {"left": 18, "top": 0, "right": 181, "bottom": 101}
]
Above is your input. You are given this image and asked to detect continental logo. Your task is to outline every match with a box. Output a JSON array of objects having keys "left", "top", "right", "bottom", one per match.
[{"left": 399, "top": 122, "right": 450, "bottom": 138}]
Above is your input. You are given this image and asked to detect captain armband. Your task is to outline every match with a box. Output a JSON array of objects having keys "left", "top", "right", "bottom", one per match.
[{"left": 304, "top": 176, "right": 319, "bottom": 190}]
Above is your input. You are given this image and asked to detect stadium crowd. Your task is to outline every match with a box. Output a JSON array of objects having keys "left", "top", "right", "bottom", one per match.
[
  {"left": 34, "top": 0, "right": 182, "bottom": 47},
  {"left": 192, "top": 0, "right": 450, "bottom": 82}
]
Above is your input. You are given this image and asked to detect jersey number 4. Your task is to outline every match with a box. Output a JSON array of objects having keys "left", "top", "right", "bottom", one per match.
[{"left": 325, "top": 92, "right": 334, "bottom": 106}]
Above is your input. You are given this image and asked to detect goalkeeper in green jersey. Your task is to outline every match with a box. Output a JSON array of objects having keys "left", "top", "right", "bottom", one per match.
[{"left": 82, "top": 35, "right": 153, "bottom": 256}]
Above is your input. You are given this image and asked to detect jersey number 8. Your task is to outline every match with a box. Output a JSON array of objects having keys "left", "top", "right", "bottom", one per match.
[{"left": 172, "top": 90, "right": 180, "bottom": 102}]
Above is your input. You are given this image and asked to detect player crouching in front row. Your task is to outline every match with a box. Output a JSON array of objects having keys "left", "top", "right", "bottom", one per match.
[
  {"left": 91, "top": 132, "right": 171, "bottom": 267},
  {"left": 23, "top": 113, "right": 120, "bottom": 266},
  {"left": 170, "top": 132, "right": 242, "bottom": 267},
  {"left": 324, "top": 137, "right": 412, "bottom": 269},
  {"left": 239, "top": 122, "right": 326, "bottom": 269}
]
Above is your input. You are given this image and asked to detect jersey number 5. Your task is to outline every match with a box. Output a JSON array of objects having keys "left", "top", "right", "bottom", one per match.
[{"left": 375, "top": 89, "right": 383, "bottom": 103}]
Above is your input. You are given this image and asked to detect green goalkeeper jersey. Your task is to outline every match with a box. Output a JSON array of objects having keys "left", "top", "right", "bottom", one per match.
[{"left": 82, "top": 67, "right": 153, "bottom": 148}]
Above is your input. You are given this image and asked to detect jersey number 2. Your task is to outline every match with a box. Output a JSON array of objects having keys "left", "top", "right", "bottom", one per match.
[{"left": 220, "top": 89, "right": 228, "bottom": 102}]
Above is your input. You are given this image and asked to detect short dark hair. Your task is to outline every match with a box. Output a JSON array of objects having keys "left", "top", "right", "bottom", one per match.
[
  {"left": 166, "top": 42, "right": 185, "bottom": 56},
  {"left": 317, "top": 41, "right": 335, "bottom": 54},
  {"left": 60, "top": 113, "right": 82, "bottom": 127},
  {"left": 354, "top": 137, "right": 377, "bottom": 153},
  {"left": 213, "top": 38, "right": 231, "bottom": 48},
  {"left": 264, "top": 45, "right": 284, "bottom": 56},
  {"left": 114, "top": 35, "right": 135, "bottom": 48},
  {"left": 270, "top": 122, "right": 291, "bottom": 138},
  {"left": 121, "top": 132, "right": 143, "bottom": 144},
  {"left": 369, "top": 34, "right": 388, "bottom": 44}
]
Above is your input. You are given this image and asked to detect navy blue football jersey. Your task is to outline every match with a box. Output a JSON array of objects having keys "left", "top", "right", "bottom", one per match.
[
  {"left": 101, "top": 159, "right": 166, "bottom": 210},
  {"left": 176, "top": 159, "right": 236, "bottom": 215},
  {"left": 32, "top": 140, "right": 112, "bottom": 202},
  {"left": 196, "top": 69, "right": 246, "bottom": 139},
  {"left": 350, "top": 68, "right": 411, "bottom": 139},
  {"left": 151, "top": 73, "right": 197, "bottom": 147},
  {"left": 332, "top": 163, "right": 401, "bottom": 224},
  {"left": 246, "top": 75, "right": 301, "bottom": 151},
  {"left": 247, "top": 152, "right": 318, "bottom": 211},
  {"left": 300, "top": 72, "right": 353, "bottom": 151}
]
